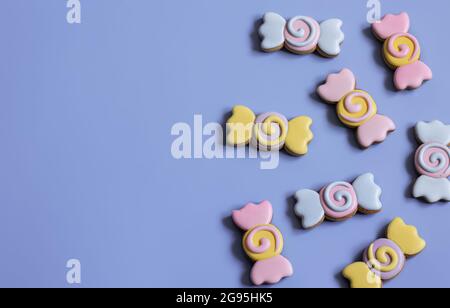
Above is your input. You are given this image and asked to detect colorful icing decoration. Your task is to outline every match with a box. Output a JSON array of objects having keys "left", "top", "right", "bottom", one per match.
[
  {"left": 226, "top": 105, "right": 314, "bottom": 156},
  {"left": 363, "top": 239, "right": 405, "bottom": 280},
  {"left": 284, "top": 16, "right": 321, "bottom": 55},
  {"left": 251, "top": 112, "right": 289, "bottom": 151},
  {"left": 412, "top": 121, "right": 450, "bottom": 203},
  {"left": 317, "top": 69, "right": 396, "bottom": 148},
  {"left": 232, "top": 201, "right": 294, "bottom": 286},
  {"left": 294, "top": 173, "right": 382, "bottom": 229},
  {"left": 259, "top": 12, "right": 344, "bottom": 57},
  {"left": 343, "top": 218, "right": 426, "bottom": 288},
  {"left": 372, "top": 12, "right": 432, "bottom": 90}
]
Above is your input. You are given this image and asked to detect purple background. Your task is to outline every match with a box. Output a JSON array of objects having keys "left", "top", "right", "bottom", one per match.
[{"left": 0, "top": 0, "right": 448, "bottom": 288}]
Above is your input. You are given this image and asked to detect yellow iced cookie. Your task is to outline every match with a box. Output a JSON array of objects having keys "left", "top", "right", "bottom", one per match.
[
  {"left": 337, "top": 90, "right": 378, "bottom": 128},
  {"left": 284, "top": 116, "right": 314, "bottom": 156},
  {"left": 226, "top": 105, "right": 256, "bottom": 146},
  {"left": 383, "top": 34, "right": 421, "bottom": 69},
  {"left": 342, "top": 262, "right": 382, "bottom": 289},
  {"left": 387, "top": 217, "right": 426, "bottom": 256},
  {"left": 242, "top": 224, "right": 283, "bottom": 262}
]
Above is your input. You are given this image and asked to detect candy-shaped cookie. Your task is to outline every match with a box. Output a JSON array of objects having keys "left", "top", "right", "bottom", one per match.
[
  {"left": 294, "top": 173, "right": 382, "bottom": 229},
  {"left": 372, "top": 12, "right": 432, "bottom": 90},
  {"left": 317, "top": 69, "right": 396, "bottom": 148},
  {"left": 259, "top": 12, "right": 345, "bottom": 57},
  {"left": 226, "top": 105, "right": 314, "bottom": 156},
  {"left": 412, "top": 121, "right": 450, "bottom": 203},
  {"left": 343, "top": 218, "right": 426, "bottom": 288},
  {"left": 232, "top": 201, "right": 294, "bottom": 286}
]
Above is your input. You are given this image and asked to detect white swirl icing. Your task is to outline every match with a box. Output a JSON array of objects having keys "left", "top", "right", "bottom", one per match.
[{"left": 286, "top": 16, "right": 318, "bottom": 48}]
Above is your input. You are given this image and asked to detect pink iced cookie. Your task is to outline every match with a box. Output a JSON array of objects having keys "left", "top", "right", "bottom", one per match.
[
  {"left": 372, "top": 12, "right": 432, "bottom": 90},
  {"left": 231, "top": 201, "right": 293, "bottom": 285},
  {"left": 394, "top": 61, "right": 433, "bottom": 91},
  {"left": 232, "top": 201, "right": 273, "bottom": 231},
  {"left": 372, "top": 12, "right": 410, "bottom": 40},
  {"left": 317, "top": 69, "right": 395, "bottom": 148},
  {"left": 251, "top": 256, "right": 294, "bottom": 286},
  {"left": 317, "top": 68, "right": 356, "bottom": 102},
  {"left": 357, "top": 115, "right": 396, "bottom": 148}
]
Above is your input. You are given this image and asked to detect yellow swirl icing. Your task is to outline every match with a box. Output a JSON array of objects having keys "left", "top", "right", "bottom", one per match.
[
  {"left": 254, "top": 115, "right": 288, "bottom": 150},
  {"left": 242, "top": 224, "right": 283, "bottom": 261},
  {"left": 337, "top": 90, "right": 378, "bottom": 128},
  {"left": 383, "top": 35, "right": 421, "bottom": 68},
  {"left": 367, "top": 244, "right": 399, "bottom": 272}
]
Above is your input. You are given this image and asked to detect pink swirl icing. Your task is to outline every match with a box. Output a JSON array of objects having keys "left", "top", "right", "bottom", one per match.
[
  {"left": 415, "top": 143, "right": 450, "bottom": 178},
  {"left": 284, "top": 16, "right": 320, "bottom": 53},
  {"left": 319, "top": 182, "right": 358, "bottom": 220},
  {"left": 387, "top": 33, "right": 420, "bottom": 62},
  {"left": 340, "top": 92, "right": 376, "bottom": 124},
  {"left": 245, "top": 225, "right": 281, "bottom": 254}
]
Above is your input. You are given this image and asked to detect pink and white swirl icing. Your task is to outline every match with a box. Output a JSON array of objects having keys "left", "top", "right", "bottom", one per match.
[
  {"left": 363, "top": 238, "right": 405, "bottom": 280},
  {"left": 415, "top": 143, "right": 450, "bottom": 178},
  {"left": 319, "top": 182, "right": 358, "bottom": 219},
  {"left": 284, "top": 16, "right": 320, "bottom": 52}
]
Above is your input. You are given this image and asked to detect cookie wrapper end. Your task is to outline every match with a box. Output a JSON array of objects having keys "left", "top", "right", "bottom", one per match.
[
  {"left": 250, "top": 255, "right": 293, "bottom": 286},
  {"left": 356, "top": 114, "right": 396, "bottom": 148},
  {"left": 317, "top": 68, "right": 356, "bottom": 103},
  {"left": 372, "top": 12, "right": 410, "bottom": 40},
  {"left": 232, "top": 201, "right": 273, "bottom": 231},
  {"left": 342, "top": 262, "right": 382, "bottom": 289},
  {"left": 394, "top": 61, "right": 432, "bottom": 91},
  {"left": 352, "top": 173, "right": 383, "bottom": 213},
  {"left": 413, "top": 175, "right": 450, "bottom": 203},
  {"left": 387, "top": 218, "right": 426, "bottom": 257}
]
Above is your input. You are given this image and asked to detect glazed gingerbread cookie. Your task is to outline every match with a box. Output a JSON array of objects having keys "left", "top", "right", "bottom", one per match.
[
  {"left": 343, "top": 218, "right": 426, "bottom": 288},
  {"left": 412, "top": 121, "right": 450, "bottom": 203},
  {"left": 226, "top": 105, "right": 314, "bottom": 156},
  {"left": 259, "top": 12, "right": 345, "bottom": 57},
  {"left": 232, "top": 201, "right": 294, "bottom": 286},
  {"left": 372, "top": 12, "right": 432, "bottom": 90},
  {"left": 317, "top": 69, "right": 396, "bottom": 148},
  {"left": 294, "top": 173, "right": 383, "bottom": 229}
]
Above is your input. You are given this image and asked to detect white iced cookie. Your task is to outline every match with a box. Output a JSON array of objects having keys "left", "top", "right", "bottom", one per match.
[
  {"left": 416, "top": 121, "right": 450, "bottom": 145},
  {"left": 259, "top": 12, "right": 287, "bottom": 52},
  {"left": 318, "top": 19, "right": 345, "bottom": 57},
  {"left": 258, "top": 13, "right": 344, "bottom": 57},
  {"left": 294, "top": 190, "right": 325, "bottom": 229},
  {"left": 413, "top": 121, "right": 450, "bottom": 203},
  {"left": 413, "top": 176, "right": 450, "bottom": 203},
  {"left": 293, "top": 173, "right": 383, "bottom": 229},
  {"left": 353, "top": 173, "right": 383, "bottom": 213}
]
